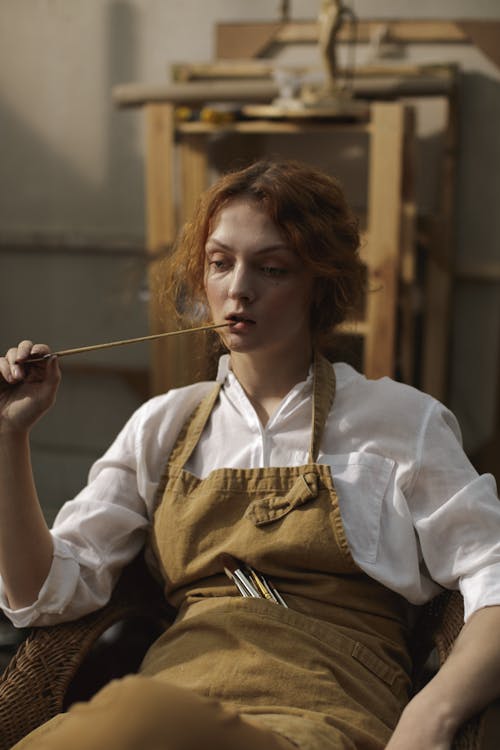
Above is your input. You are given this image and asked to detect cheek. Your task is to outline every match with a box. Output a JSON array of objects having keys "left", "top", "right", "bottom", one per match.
[
  {"left": 204, "top": 276, "right": 224, "bottom": 310},
  {"left": 275, "top": 283, "right": 313, "bottom": 316}
]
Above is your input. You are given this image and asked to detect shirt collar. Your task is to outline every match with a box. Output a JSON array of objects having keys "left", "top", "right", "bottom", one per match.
[
  {"left": 216, "top": 354, "right": 357, "bottom": 393},
  {"left": 215, "top": 353, "right": 231, "bottom": 383},
  {"left": 216, "top": 353, "right": 314, "bottom": 389}
]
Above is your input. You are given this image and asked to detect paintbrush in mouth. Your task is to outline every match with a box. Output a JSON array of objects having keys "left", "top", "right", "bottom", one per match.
[{"left": 20, "top": 322, "right": 229, "bottom": 363}]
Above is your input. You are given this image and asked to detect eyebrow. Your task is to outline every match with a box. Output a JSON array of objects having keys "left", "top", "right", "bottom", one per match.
[{"left": 205, "top": 239, "right": 290, "bottom": 254}]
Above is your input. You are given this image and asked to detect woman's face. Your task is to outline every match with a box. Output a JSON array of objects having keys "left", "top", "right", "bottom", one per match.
[{"left": 204, "top": 198, "right": 314, "bottom": 360}]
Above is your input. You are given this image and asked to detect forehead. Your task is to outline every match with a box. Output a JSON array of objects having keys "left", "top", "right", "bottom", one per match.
[{"left": 207, "top": 198, "right": 284, "bottom": 247}]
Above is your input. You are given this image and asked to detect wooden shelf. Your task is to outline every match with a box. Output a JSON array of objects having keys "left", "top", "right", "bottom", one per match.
[
  {"left": 176, "top": 120, "right": 371, "bottom": 135},
  {"left": 215, "top": 19, "right": 500, "bottom": 70},
  {"left": 139, "top": 100, "right": 416, "bottom": 393},
  {"left": 112, "top": 12, "right": 465, "bottom": 402}
]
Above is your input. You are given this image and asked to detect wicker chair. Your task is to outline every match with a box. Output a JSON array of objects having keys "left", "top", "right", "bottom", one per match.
[{"left": 0, "top": 557, "right": 499, "bottom": 750}]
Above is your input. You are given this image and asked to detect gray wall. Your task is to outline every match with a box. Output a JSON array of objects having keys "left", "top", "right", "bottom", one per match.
[{"left": 1, "top": 1, "right": 499, "bottom": 521}]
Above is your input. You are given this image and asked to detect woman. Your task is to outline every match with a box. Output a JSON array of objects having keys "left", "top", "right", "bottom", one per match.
[{"left": 1, "top": 160, "right": 500, "bottom": 750}]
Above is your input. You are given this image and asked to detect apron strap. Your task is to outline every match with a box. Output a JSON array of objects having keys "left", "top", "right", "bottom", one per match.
[
  {"left": 168, "top": 382, "right": 222, "bottom": 470},
  {"left": 309, "top": 352, "right": 336, "bottom": 463}
]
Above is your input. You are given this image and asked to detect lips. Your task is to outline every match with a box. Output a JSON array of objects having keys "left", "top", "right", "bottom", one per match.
[
  {"left": 225, "top": 314, "right": 256, "bottom": 332},
  {"left": 226, "top": 314, "right": 256, "bottom": 325}
]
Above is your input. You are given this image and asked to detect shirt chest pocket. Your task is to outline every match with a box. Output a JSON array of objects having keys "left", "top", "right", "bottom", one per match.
[{"left": 321, "top": 452, "right": 396, "bottom": 564}]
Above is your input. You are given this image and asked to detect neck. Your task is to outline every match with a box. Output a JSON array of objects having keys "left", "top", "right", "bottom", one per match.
[{"left": 230, "top": 348, "right": 313, "bottom": 426}]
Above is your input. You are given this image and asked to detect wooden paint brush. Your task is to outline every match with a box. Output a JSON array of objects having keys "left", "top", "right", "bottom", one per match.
[
  {"left": 20, "top": 322, "right": 229, "bottom": 363},
  {"left": 221, "top": 554, "right": 260, "bottom": 598},
  {"left": 220, "top": 554, "right": 288, "bottom": 607}
]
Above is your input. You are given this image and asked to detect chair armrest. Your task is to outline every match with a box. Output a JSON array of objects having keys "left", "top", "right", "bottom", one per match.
[
  {"left": 413, "top": 590, "right": 500, "bottom": 750},
  {"left": 0, "top": 554, "right": 172, "bottom": 750}
]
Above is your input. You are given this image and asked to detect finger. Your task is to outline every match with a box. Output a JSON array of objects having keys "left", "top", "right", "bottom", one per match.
[
  {"left": 5, "top": 347, "right": 22, "bottom": 365},
  {"left": 15, "top": 340, "right": 37, "bottom": 362},
  {"left": 0, "top": 356, "right": 16, "bottom": 384},
  {"left": 43, "top": 353, "right": 61, "bottom": 384},
  {"left": 5, "top": 340, "right": 34, "bottom": 366},
  {"left": 19, "top": 344, "right": 53, "bottom": 367},
  {"left": 7, "top": 341, "right": 50, "bottom": 381},
  {"left": 0, "top": 362, "right": 24, "bottom": 383},
  {"left": 29, "top": 343, "right": 52, "bottom": 357},
  {"left": 4, "top": 348, "right": 25, "bottom": 381}
]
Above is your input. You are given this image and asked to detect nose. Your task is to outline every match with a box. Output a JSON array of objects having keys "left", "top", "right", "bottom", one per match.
[{"left": 228, "top": 263, "right": 255, "bottom": 302}]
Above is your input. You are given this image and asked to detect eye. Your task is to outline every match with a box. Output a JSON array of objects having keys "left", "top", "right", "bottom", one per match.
[
  {"left": 207, "top": 255, "right": 231, "bottom": 272},
  {"left": 261, "top": 266, "right": 288, "bottom": 277}
]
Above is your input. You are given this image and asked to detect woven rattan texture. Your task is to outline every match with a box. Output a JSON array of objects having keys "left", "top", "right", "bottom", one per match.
[
  {"left": 0, "top": 555, "right": 171, "bottom": 750},
  {"left": 0, "top": 567, "right": 495, "bottom": 749}
]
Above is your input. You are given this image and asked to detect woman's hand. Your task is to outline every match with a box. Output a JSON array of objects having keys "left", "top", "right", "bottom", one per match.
[
  {"left": 388, "top": 604, "right": 500, "bottom": 749},
  {"left": 0, "top": 340, "right": 61, "bottom": 435}
]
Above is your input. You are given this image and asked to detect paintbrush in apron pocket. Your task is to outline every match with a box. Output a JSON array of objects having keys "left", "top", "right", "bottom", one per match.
[{"left": 221, "top": 554, "right": 288, "bottom": 607}]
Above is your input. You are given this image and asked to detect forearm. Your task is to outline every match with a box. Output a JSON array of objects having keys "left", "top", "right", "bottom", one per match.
[
  {"left": 0, "top": 431, "right": 53, "bottom": 609},
  {"left": 426, "top": 604, "right": 500, "bottom": 726},
  {"left": 388, "top": 604, "right": 500, "bottom": 749}
]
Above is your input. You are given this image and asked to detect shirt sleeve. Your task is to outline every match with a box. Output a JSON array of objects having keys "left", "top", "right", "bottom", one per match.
[
  {"left": 0, "top": 407, "right": 151, "bottom": 628},
  {"left": 408, "top": 400, "right": 500, "bottom": 621}
]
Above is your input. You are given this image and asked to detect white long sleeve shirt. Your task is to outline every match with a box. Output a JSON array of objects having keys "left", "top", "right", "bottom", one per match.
[{"left": 2, "top": 357, "right": 500, "bottom": 627}]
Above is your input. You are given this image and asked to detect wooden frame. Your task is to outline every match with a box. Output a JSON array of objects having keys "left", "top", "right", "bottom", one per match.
[
  {"left": 142, "top": 101, "right": 415, "bottom": 394},
  {"left": 216, "top": 19, "right": 500, "bottom": 70}
]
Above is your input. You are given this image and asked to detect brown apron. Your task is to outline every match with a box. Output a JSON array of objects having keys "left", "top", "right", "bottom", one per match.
[{"left": 142, "top": 354, "right": 413, "bottom": 750}]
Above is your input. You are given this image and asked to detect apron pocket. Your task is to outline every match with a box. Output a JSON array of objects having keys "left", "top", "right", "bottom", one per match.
[
  {"left": 351, "top": 641, "right": 398, "bottom": 686},
  {"left": 245, "top": 472, "right": 319, "bottom": 526}
]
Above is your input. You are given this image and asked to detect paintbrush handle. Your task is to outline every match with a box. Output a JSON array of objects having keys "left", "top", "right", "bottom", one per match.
[{"left": 22, "top": 322, "right": 228, "bottom": 363}]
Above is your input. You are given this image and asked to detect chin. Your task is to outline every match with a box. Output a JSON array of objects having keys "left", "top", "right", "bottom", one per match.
[
  {"left": 225, "top": 336, "right": 263, "bottom": 354},
  {"left": 227, "top": 341, "right": 255, "bottom": 353}
]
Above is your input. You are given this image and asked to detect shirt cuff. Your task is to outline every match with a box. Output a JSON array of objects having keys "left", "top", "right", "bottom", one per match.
[
  {"left": 0, "top": 536, "right": 80, "bottom": 628},
  {"left": 460, "top": 562, "right": 500, "bottom": 622}
]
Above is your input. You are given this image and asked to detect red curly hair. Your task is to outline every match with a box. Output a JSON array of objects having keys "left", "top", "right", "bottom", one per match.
[{"left": 163, "top": 159, "right": 364, "bottom": 352}]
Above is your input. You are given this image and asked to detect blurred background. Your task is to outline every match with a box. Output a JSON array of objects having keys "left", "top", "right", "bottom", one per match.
[{"left": 0, "top": 0, "right": 499, "bottom": 535}]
